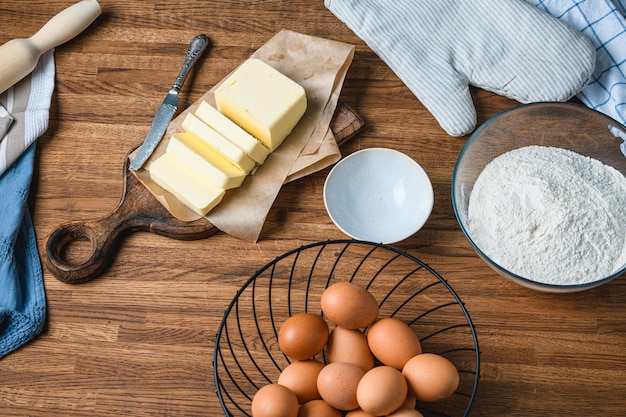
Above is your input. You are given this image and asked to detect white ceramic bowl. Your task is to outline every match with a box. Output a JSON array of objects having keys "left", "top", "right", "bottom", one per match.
[{"left": 324, "top": 148, "right": 434, "bottom": 244}]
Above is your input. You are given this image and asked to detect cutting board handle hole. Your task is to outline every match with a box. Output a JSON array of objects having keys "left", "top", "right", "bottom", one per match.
[
  {"left": 44, "top": 222, "right": 111, "bottom": 284},
  {"left": 58, "top": 235, "right": 93, "bottom": 266}
]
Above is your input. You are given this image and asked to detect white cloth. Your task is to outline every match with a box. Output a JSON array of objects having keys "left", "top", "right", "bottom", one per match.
[
  {"left": 0, "top": 51, "right": 55, "bottom": 177},
  {"left": 325, "top": 0, "right": 596, "bottom": 136},
  {"left": 525, "top": 0, "right": 626, "bottom": 156}
]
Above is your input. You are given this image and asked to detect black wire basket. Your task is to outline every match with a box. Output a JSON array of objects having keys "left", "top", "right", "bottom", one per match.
[{"left": 213, "top": 240, "right": 480, "bottom": 417}]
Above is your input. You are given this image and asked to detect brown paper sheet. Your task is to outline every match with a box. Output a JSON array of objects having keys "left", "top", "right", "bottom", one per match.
[{"left": 132, "top": 30, "right": 355, "bottom": 242}]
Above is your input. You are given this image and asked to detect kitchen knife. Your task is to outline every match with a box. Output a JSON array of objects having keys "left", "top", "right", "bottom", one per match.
[{"left": 130, "top": 34, "right": 209, "bottom": 171}]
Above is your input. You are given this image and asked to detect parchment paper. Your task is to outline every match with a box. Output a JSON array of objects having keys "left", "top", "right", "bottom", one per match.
[{"left": 131, "top": 30, "right": 355, "bottom": 242}]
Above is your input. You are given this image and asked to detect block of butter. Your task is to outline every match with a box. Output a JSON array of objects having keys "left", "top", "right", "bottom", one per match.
[
  {"left": 166, "top": 132, "right": 247, "bottom": 190},
  {"left": 215, "top": 58, "right": 307, "bottom": 151},
  {"left": 149, "top": 153, "right": 225, "bottom": 217},
  {"left": 182, "top": 112, "right": 256, "bottom": 173},
  {"left": 195, "top": 101, "right": 270, "bottom": 165}
]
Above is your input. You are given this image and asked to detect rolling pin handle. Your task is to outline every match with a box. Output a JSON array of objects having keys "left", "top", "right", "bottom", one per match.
[{"left": 30, "top": 0, "right": 102, "bottom": 53}]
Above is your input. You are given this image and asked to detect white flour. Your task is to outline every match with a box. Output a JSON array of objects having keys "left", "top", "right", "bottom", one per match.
[{"left": 468, "top": 145, "right": 626, "bottom": 285}]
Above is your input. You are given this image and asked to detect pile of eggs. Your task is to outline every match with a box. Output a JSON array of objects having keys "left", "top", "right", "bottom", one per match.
[{"left": 251, "top": 281, "right": 460, "bottom": 417}]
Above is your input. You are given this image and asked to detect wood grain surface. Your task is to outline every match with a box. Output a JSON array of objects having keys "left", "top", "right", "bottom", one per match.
[{"left": 1, "top": 1, "right": 625, "bottom": 417}]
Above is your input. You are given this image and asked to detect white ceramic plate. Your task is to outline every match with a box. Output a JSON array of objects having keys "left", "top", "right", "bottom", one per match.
[{"left": 324, "top": 148, "right": 434, "bottom": 244}]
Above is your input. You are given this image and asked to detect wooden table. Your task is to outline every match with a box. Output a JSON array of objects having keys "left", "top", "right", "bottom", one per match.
[{"left": 1, "top": 1, "right": 625, "bottom": 416}]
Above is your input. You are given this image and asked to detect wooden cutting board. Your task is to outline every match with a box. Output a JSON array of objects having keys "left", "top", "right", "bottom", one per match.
[{"left": 43, "top": 100, "right": 364, "bottom": 284}]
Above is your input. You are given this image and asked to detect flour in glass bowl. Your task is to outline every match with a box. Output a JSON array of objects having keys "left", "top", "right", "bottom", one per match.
[{"left": 467, "top": 145, "right": 626, "bottom": 286}]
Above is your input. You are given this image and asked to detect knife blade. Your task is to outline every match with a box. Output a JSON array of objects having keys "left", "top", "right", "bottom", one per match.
[{"left": 130, "top": 34, "right": 210, "bottom": 171}]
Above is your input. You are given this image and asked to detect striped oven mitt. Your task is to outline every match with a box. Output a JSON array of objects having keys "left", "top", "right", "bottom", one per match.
[
  {"left": 0, "top": 50, "right": 54, "bottom": 359},
  {"left": 325, "top": 0, "right": 596, "bottom": 136}
]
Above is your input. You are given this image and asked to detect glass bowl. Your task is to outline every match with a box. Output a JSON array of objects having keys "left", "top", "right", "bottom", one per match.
[
  {"left": 452, "top": 102, "right": 626, "bottom": 293},
  {"left": 213, "top": 240, "right": 480, "bottom": 417}
]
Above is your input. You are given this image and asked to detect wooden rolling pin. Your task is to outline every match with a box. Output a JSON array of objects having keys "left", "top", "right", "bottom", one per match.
[{"left": 0, "top": 0, "right": 102, "bottom": 94}]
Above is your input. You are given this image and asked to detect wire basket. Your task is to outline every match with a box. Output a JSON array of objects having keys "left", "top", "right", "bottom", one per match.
[{"left": 213, "top": 240, "right": 480, "bottom": 417}]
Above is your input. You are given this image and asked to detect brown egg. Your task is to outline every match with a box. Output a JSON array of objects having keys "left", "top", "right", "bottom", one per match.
[
  {"left": 326, "top": 326, "right": 374, "bottom": 371},
  {"left": 345, "top": 409, "right": 377, "bottom": 417},
  {"left": 321, "top": 282, "right": 379, "bottom": 329},
  {"left": 401, "top": 395, "right": 417, "bottom": 409},
  {"left": 402, "top": 353, "right": 460, "bottom": 402},
  {"left": 298, "top": 399, "right": 342, "bottom": 417},
  {"left": 251, "top": 383, "right": 299, "bottom": 417},
  {"left": 278, "top": 313, "right": 329, "bottom": 360},
  {"left": 356, "top": 366, "right": 408, "bottom": 416},
  {"left": 278, "top": 360, "right": 325, "bottom": 404},
  {"left": 367, "top": 317, "right": 422, "bottom": 369},
  {"left": 317, "top": 362, "right": 365, "bottom": 411},
  {"left": 387, "top": 409, "right": 425, "bottom": 417}
]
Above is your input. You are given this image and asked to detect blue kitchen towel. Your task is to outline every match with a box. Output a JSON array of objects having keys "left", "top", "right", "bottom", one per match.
[
  {"left": 0, "top": 51, "right": 54, "bottom": 359},
  {"left": 0, "top": 145, "right": 46, "bottom": 359},
  {"left": 526, "top": 0, "right": 626, "bottom": 156}
]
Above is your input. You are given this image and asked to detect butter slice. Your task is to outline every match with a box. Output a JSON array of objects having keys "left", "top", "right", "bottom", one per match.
[
  {"left": 182, "top": 113, "right": 256, "bottom": 173},
  {"left": 149, "top": 153, "right": 225, "bottom": 216},
  {"left": 166, "top": 132, "right": 246, "bottom": 190},
  {"left": 195, "top": 101, "right": 269, "bottom": 164},
  {"left": 215, "top": 58, "right": 307, "bottom": 151}
]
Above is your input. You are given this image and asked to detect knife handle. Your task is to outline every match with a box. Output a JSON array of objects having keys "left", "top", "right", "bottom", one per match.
[{"left": 172, "top": 34, "right": 210, "bottom": 93}]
